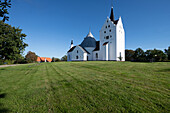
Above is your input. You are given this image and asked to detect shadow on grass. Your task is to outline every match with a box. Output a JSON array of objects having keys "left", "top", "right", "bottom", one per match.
[
  {"left": 0, "top": 92, "right": 10, "bottom": 113},
  {"left": 0, "top": 68, "right": 6, "bottom": 70},
  {"left": 158, "top": 69, "right": 170, "bottom": 72}
]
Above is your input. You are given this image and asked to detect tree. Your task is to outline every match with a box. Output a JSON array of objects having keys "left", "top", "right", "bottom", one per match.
[
  {"left": 61, "top": 55, "right": 67, "bottom": 61},
  {"left": 0, "top": 21, "right": 28, "bottom": 61},
  {"left": 25, "top": 51, "right": 37, "bottom": 63},
  {"left": 125, "top": 49, "right": 135, "bottom": 61},
  {"left": 165, "top": 46, "right": 170, "bottom": 60},
  {"left": 52, "top": 57, "right": 60, "bottom": 62},
  {"left": 133, "top": 48, "right": 146, "bottom": 62},
  {"left": 145, "top": 49, "right": 167, "bottom": 62},
  {"left": 0, "top": 0, "right": 11, "bottom": 22}
]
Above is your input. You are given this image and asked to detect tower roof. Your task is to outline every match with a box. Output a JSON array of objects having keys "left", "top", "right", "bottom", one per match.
[
  {"left": 80, "top": 31, "right": 96, "bottom": 48},
  {"left": 86, "top": 31, "right": 94, "bottom": 38},
  {"left": 110, "top": 7, "right": 114, "bottom": 22}
]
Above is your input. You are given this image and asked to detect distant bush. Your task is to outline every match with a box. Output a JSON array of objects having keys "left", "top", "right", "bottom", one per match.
[
  {"left": 0, "top": 60, "right": 4, "bottom": 65},
  {"left": 14, "top": 58, "right": 28, "bottom": 64},
  {"left": 25, "top": 51, "right": 37, "bottom": 63},
  {"left": 52, "top": 57, "right": 61, "bottom": 62},
  {"left": 3, "top": 60, "right": 15, "bottom": 65},
  {"left": 61, "top": 55, "right": 67, "bottom": 61}
]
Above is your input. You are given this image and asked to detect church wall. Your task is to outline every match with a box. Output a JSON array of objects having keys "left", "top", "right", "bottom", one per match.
[
  {"left": 92, "top": 51, "right": 100, "bottom": 61},
  {"left": 100, "top": 17, "right": 117, "bottom": 60},
  {"left": 83, "top": 53, "right": 87, "bottom": 61},
  {"left": 115, "top": 17, "right": 125, "bottom": 61},
  {"left": 84, "top": 47, "right": 95, "bottom": 61},
  {"left": 70, "top": 46, "right": 86, "bottom": 61},
  {"left": 67, "top": 52, "right": 72, "bottom": 61}
]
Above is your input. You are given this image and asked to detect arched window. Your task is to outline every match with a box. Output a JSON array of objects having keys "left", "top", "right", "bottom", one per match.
[
  {"left": 76, "top": 56, "right": 78, "bottom": 59},
  {"left": 77, "top": 50, "right": 78, "bottom": 53},
  {"left": 96, "top": 53, "right": 98, "bottom": 59}
]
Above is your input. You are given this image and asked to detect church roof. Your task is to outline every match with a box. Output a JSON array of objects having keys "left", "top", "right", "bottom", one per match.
[
  {"left": 110, "top": 7, "right": 115, "bottom": 22},
  {"left": 114, "top": 20, "right": 119, "bottom": 25},
  {"left": 109, "top": 7, "right": 119, "bottom": 25},
  {"left": 80, "top": 31, "right": 96, "bottom": 48},
  {"left": 78, "top": 45, "right": 90, "bottom": 54},
  {"left": 93, "top": 41, "right": 100, "bottom": 51},
  {"left": 103, "top": 42, "right": 109, "bottom": 46},
  {"left": 67, "top": 45, "right": 90, "bottom": 54},
  {"left": 86, "top": 31, "right": 94, "bottom": 38},
  {"left": 68, "top": 46, "right": 76, "bottom": 52}
]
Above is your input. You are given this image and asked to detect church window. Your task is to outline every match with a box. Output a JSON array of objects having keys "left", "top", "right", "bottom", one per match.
[
  {"left": 96, "top": 53, "right": 98, "bottom": 59},
  {"left": 108, "top": 25, "right": 110, "bottom": 27},
  {"left": 107, "top": 20, "right": 108, "bottom": 23},
  {"left": 77, "top": 50, "right": 78, "bottom": 53},
  {"left": 110, "top": 35, "right": 112, "bottom": 38},
  {"left": 76, "top": 56, "right": 78, "bottom": 59},
  {"left": 104, "top": 31, "right": 106, "bottom": 33},
  {"left": 106, "top": 36, "right": 109, "bottom": 39},
  {"left": 105, "top": 26, "right": 107, "bottom": 28},
  {"left": 109, "top": 30, "right": 111, "bottom": 32}
]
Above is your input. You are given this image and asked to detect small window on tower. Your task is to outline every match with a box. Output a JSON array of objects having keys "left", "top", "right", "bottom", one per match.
[
  {"left": 105, "top": 26, "right": 107, "bottom": 28},
  {"left": 110, "top": 35, "right": 112, "bottom": 38},
  {"left": 77, "top": 50, "right": 78, "bottom": 53},
  {"left": 107, "top": 20, "right": 108, "bottom": 23},
  {"left": 106, "top": 36, "right": 109, "bottom": 39},
  {"left": 108, "top": 25, "right": 110, "bottom": 28},
  {"left": 104, "top": 31, "right": 106, "bottom": 33},
  {"left": 109, "top": 30, "right": 111, "bottom": 32}
]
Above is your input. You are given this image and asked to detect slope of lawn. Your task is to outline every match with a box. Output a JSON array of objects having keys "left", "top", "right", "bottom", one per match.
[{"left": 0, "top": 61, "right": 169, "bottom": 112}]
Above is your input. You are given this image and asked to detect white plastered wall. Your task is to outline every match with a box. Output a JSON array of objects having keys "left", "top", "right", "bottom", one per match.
[
  {"left": 116, "top": 17, "right": 125, "bottom": 61},
  {"left": 69, "top": 46, "right": 87, "bottom": 61},
  {"left": 100, "top": 17, "right": 117, "bottom": 60}
]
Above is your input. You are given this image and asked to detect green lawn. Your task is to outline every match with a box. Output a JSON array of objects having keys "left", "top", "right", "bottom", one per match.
[{"left": 0, "top": 62, "right": 169, "bottom": 112}]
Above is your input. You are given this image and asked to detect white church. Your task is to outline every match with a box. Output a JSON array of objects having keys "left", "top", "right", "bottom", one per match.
[{"left": 67, "top": 7, "right": 125, "bottom": 61}]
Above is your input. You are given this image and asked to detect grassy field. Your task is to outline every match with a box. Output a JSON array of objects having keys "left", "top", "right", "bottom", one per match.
[{"left": 0, "top": 62, "right": 169, "bottom": 112}]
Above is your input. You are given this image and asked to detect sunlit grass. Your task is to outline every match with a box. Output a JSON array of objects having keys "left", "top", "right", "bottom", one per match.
[{"left": 0, "top": 62, "right": 169, "bottom": 112}]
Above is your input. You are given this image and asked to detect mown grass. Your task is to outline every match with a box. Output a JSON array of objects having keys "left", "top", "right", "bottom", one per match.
[{"left": 0, "top": 62, "right": 169, "bottom": 112}]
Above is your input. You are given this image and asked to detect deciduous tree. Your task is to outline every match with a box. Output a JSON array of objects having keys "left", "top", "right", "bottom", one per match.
[
  {"left": 125, "top": 49, "right": 135, "bottom": 61},
  {"left": 145, "top": 49, "right": 167, "bottom": 62},
  {"left": 61, "top": 55, "right": 67, "bottom": 61},
  {"left": 0, "top": 21, "right": 28, "bottom": 61},
  {"left": 52, "top": 57, "right": 60, "bottom": 62},
  {"left": 0, "top": 0, "right": 11, "bottom": 22},
  {"left": 133, "top": 48, "right": 146, "bottom": 62},
  {"left": 165, "top": 46, "right": 170, "bottom": 60},
  {"left": 25, "top": 51, "right": 37, "bottom": 63}
]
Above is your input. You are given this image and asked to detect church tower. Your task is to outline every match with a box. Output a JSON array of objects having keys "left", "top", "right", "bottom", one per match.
[{"left": 99, "top": 7, "right": 125, "bottom": 61}]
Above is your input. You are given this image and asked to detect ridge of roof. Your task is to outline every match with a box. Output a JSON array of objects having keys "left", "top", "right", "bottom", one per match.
[
  {"left": 78, "top": 45, "right": 90, "bottom": 54},
  {"left": 67, "top": 46, "right": 76, "bottom": 53},
  {"left": 67, "top": 45, "right": 90, "bottom": 54}
]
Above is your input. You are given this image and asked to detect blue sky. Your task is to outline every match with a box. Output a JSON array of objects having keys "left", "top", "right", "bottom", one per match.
[{"left": 7, "top": 0, "right": 170, "bottom": 58}]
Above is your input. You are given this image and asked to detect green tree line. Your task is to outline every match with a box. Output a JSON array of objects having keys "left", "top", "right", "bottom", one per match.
[{"left": 126, "top": 47, "right": 170, "bottom": 62}]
